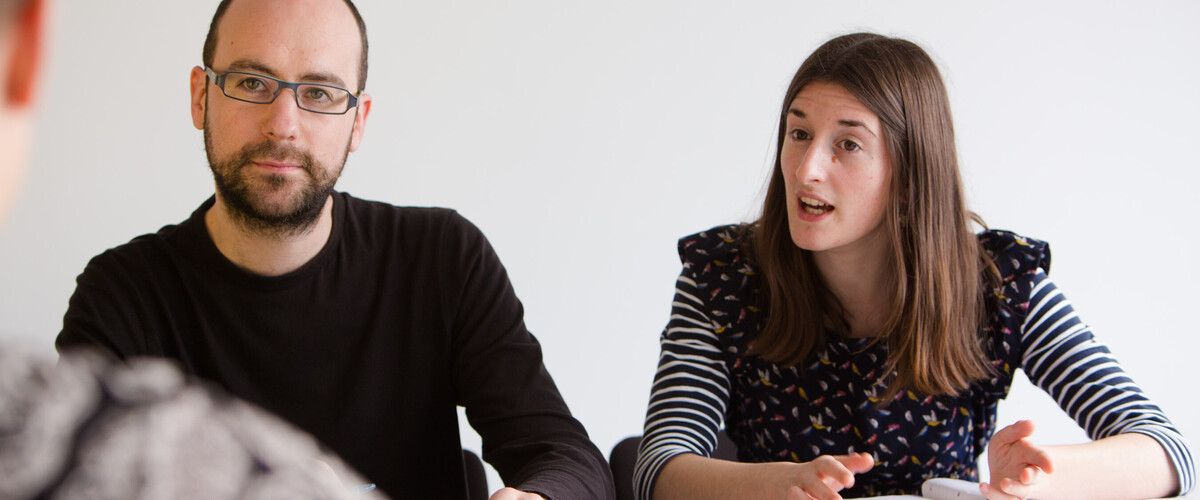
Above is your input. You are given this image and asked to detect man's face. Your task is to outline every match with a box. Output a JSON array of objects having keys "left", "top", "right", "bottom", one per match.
[{"left": 190, "top": 0, "right": 370, "bottom": 234}]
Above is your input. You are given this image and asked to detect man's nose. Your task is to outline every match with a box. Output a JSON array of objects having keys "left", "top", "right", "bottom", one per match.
[{"left": 261, "top": 88, "right": 301, "bottom": 141}]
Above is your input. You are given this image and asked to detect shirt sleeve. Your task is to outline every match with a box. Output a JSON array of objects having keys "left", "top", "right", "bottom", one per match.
[
  {"left": 56, "top": 249, "right": 149, "bottom": 360},
  {"left": 440, "top": 213, "right": 615, "bottom": 500},
  {"left": 633, "top": 266, "right": 732, "bottom": 500},
  {"left": 1018, "top": 269, "right": 1195, "bottom": 495}
]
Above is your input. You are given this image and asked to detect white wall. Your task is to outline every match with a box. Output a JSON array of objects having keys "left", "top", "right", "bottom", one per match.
[{"left": 3, "top": 0, "right": 1197, "bottom": 487}]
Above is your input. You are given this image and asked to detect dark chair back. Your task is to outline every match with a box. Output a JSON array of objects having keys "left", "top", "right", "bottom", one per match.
[
  {"left": 609, "top": 430, "right": 737, "bottom": 500},
  {"left": 609, "top": 436, "right": 641, "bottom": 500},
  {"left": 463, "top": 449, "right": 487, "bottom": 500}
]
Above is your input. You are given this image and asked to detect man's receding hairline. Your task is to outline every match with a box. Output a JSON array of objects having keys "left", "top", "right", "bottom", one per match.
[{"left": 204, "top": 0, "right": 368, "bottom": 93}]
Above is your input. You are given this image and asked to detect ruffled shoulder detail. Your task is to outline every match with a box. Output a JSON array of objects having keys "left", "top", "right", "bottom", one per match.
[
  {"left": 975, "top": 230, "right": 1050, "bottom": 399},
  {"left": 676, "top": 224, "right": 761, "bottom": 351},
  {"left": 978, "top": 229, "right": 1051, "bottom": 280},
  {"left": 677, "top": 224, "right": 745, "bottom": 270}
]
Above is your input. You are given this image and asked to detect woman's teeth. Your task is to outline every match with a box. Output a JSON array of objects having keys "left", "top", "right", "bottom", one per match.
[{"left": 800, "top": 196, "right": 832, "bottom": 214}]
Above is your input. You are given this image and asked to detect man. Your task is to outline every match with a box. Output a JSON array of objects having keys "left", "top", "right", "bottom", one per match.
[
  {"left": 2, "top": 2, "right": 384, "bottom": 499},
  {"left": 55, "top": 1, "right": 614, "bottom": 499}
]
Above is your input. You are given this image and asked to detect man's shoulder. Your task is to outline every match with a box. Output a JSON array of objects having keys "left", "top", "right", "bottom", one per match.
[
  {"left": 339, "top": 192, "right": 463, "bottom": 226},
  {"left": 338, "top": 192, "right": 483, "bottom": 242},
  {"left": 82, "top": 216, "right": 196, "bottom": 275},
  {"left": 340, "top": 193, "right": 453, "bottom": 216}
]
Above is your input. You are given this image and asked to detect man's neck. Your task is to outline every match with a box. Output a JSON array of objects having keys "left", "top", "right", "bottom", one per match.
[{"left": 204, "top": 195, "right": 335, "bottom": 277}]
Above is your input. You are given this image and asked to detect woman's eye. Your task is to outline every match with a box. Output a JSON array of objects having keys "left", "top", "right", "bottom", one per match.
[
  {"left": 789, "top": 129, "right": 810, "bottom": 141},
  {"left": 840, "top": 139, "right": 861, "bottom": 152}
]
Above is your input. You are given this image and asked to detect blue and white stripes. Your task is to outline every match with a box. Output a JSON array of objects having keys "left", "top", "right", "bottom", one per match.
[
  {"left": 1021, "top": 271, "right": 1193, "bottom": 493},
  {"left": 634, "top": 252, "right": 1194, "bottom": 499}
]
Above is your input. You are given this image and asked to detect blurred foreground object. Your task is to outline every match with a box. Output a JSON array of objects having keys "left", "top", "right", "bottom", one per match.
[{"left": 0, "top": 346, "right": 386, "bottom": 499}]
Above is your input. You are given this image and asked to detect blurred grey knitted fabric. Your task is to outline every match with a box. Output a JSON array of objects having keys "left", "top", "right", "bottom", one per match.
[{"left": 0, "top": 347, "right": 387, "bottom": 500}]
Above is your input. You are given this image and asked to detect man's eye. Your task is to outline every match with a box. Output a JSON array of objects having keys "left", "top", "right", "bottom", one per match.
[
  {"left": 238, "top": 78, "right": 267, "bottom": 91},
  {"left": 306, "top": 88, "right": 331, "bottom": 101}
]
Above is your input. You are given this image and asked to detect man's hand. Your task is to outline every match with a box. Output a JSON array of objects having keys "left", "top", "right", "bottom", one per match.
[
  {"left": 981, "top": 420, "right": 1054, "bottom": 500},
  {"left": 488, "top": 487, "right": 546, "bottom": 500}
]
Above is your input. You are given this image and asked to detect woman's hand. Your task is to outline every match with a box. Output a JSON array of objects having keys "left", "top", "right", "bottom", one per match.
[
  {"left": 981, "top": 420, "right": 1054, "bottom": 500},
  {"left": 653, "top": 451, "right": 874, "bottom": 500},
  {"left": 784, "top": 452, "right": 874, "bottom": 500}
]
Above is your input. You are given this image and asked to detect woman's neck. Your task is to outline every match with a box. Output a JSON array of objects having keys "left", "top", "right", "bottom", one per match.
[{"left": 812, "top": 234, "right": 894, "bottom": 338}]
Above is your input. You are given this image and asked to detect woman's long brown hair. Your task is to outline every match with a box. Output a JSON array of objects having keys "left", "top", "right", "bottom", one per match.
[{"left": 746, "top": 33, "right": 999, "bottom": 402}]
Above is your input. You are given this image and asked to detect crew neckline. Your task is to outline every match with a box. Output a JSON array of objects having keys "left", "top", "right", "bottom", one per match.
[{"left": 180, "top": 193, "right": 345, "bottom": 291}]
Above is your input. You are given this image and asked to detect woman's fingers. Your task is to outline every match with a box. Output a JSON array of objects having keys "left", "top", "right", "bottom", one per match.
[{"left": 980, "top": 481, "right": 1022, "bottom": 500}]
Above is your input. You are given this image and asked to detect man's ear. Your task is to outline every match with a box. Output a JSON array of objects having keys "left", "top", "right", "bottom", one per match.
[
  {"left": 348, "top": 92, "right": 371, "bottom": 152},
  {"left": 4, "top": 0, "right": 48, "bottom": 107},
  {"left": 190, "top": 66, "right": 208, "bottom": 130}
]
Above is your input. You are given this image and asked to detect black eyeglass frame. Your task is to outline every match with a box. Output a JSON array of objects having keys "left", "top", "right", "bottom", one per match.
[{"left": 204, "top": 66, "right": 361, "bottom": 115}]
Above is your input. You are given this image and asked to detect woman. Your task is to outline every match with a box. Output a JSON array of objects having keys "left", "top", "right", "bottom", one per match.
[{"left": 633, "top": 33, "right": 1193, "bottom": 500}]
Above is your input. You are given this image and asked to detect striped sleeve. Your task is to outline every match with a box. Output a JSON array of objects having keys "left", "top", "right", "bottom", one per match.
[
  {"left": 1019, "top": 269, "right": 1195, "bottom": 495},
  {"left": 632, "top": 271, "right": 732, "bottom": 500}
]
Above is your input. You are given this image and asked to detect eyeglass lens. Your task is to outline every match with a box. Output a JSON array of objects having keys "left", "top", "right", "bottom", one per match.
[{"left": 223, "top": 72, "right": 351, "bottom": 114}]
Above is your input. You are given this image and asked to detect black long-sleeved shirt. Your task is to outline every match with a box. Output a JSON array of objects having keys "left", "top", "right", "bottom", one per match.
[{"left": 57, "top": 192, "right": 615, "bottom": 499}]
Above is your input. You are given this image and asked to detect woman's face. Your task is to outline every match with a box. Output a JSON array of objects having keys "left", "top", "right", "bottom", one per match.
[{"left": 781, "top": 81, "right": 892, "bottom": 260}]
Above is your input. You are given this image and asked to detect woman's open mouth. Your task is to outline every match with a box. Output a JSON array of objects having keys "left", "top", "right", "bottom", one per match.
[{"left": 800, "top": 196, "right": 834, "bottom": 215}]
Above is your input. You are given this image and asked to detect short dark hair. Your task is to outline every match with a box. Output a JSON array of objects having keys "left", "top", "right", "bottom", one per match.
[{"left": 201, "top": 0, "right": 368, "bottom": 93}]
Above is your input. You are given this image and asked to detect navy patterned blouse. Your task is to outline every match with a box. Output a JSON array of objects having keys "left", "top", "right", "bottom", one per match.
[{"left": 634, "top": 225, "right": 1193, "bottom": 498}]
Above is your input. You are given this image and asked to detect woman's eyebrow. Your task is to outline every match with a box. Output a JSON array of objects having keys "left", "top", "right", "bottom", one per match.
[
  {"left": 838, "top": 119, "right": 877, "bottom": 137},
  {"left": 788, "top": 109, "right": 877, "bottom": 137}
]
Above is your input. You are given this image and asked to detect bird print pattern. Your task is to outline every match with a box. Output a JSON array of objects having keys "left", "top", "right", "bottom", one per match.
[{"left": 634, "top": 224, "right": 1193, "bottom": 499}]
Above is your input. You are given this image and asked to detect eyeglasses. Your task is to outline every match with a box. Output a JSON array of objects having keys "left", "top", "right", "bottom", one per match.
[{"left": 204, "top": 67, "right": 360, "bottom": 115}]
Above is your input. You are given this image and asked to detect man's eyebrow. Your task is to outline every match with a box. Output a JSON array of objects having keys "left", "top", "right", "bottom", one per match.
[
  {"left": 788, "top": 108, "right": 877, "bottom": 137},
  {"left": 298, "top": 71, "right": 347, "bottom": 89},
  {"left": 227, "top": 59, "right": 277, "bottom": 76},
  {"left": 225, "top": 59, "right": 348, "bottom": 88}
]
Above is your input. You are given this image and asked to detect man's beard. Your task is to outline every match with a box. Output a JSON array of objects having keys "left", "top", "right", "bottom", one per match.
[{"left": 203, "top": 119, "right": 350, "bottom": 238}]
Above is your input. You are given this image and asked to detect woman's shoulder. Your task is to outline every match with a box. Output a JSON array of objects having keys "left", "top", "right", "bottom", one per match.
[
  {"left": 978, "top": 229, "right": 1051, "bottom": 279},
  {"left": 677, "top": 223, "right": 747, "bottom": 267}
]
